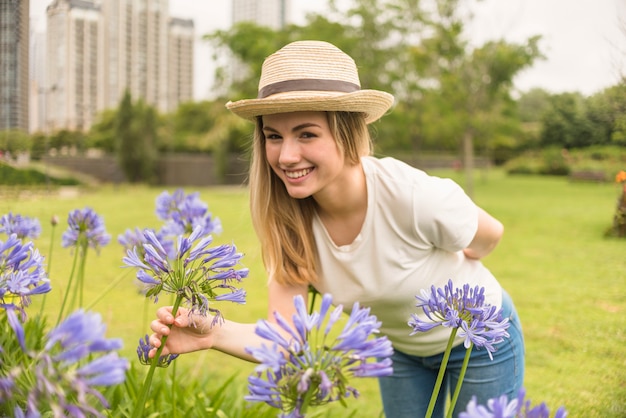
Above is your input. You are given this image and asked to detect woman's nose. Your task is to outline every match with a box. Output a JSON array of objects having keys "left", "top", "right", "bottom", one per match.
[{"left": 278, "top": 139, "right": 301, "bottom": 165}]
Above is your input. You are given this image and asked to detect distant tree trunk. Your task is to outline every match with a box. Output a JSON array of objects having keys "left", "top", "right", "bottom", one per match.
[{"left": 463, "top": 130, "right": 474, "bottom": 198}]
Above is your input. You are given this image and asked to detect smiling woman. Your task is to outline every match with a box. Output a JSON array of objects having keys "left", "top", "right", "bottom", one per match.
[{"left": 142, "top": 40, "right": 525, "bottom": 418}]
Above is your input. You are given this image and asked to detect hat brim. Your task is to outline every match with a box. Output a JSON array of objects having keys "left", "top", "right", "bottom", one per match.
[{"left": 226, "top": 89, "right": 394, "bottom": 124}]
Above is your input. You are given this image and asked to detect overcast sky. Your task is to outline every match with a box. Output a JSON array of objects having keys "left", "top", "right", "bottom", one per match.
[{"left": 31, "top": 0, "right": 626, "bottom": 100}]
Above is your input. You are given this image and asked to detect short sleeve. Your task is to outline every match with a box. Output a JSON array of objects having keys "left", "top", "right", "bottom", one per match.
[{"left": 413, "top": 176, "right": 478, "bottom": 252}]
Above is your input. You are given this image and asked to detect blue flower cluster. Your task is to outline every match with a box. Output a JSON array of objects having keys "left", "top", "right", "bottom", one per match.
[
  {"left": 61, "top": 207, "right": 111, "bottom": 252},
  {"left": 459, "top": 388, "right": 567, "bottom": 418},
  {"left": 155, "top": 189, "right": 222, "bottom": 237},
  {"left": 246, "top": 293, "right": 393, "bottom": 417},
  {"left": 0, "top": 212, "right": 41, "bottom": 239},
  {"left": 409, "top": 279, "right": 510, "bottom": 359},
  {"left": 0, "top": 310, "right": 128, "bottom": 417},
  {"left": 1, "top": 213, "right": 127, "bottom": 417},
  {"left": 0, "top": 233, "right": 50, "bottom": 350}
]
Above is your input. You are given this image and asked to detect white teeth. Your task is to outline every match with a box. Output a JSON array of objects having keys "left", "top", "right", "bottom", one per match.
[{"left": 285, "top": 168, "right": 312, "bottom": 179}]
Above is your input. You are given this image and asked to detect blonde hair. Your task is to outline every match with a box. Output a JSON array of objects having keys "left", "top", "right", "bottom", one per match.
[{"left": 249, "top": 111, "right": 372, "bottom": 286}]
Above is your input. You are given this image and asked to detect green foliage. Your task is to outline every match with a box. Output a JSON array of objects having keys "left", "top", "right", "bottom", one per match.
[
  {"left": 2, "top": 177, "right": 625, "bottom": 417},
  {"left": 504, "top": 145, "right": 626, "bottom": 178},
  {"left": 88, "top": 109, "right": 118, "bottom": 153},
  {"left": 104, "top": 366, "right": 277, "bottom": 417},
  {"left": 48, "top": 129, "right": 87, "bottom": 153},
  {"left": 0, "top": 130, "right": 32, "bottom": 154},
  {"left": 0, "top": 161, "right": 81, "bottom": 186},
  {"left": 114, "top": 90, "right": 159, "bottom": 184}
]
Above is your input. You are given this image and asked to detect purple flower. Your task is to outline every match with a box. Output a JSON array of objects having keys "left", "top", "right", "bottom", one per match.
[
  {"left": 118, "top": 227, "right": 175, "bottom": 260},
  {"left": 136, "top": 334, "right": 178, "bottom": 367},
  {"left": 409, "top": 280, "right": 510, "bottom": 359},
  {"left": 122, "top": 225, "right": 248, "bottom": 322},
  {"left": 0, "top": 234, "right": 50, "bottom": 350},
  {"left": 459, "top": 388, "right": 568, "bottom": 418},
  {"left": 0, "top": 213, "right": 42, "bottom": 239},
  {"left": 245, "top": 293, "right": 393, "bottom": 416},
  {"left": 155, "top": 189, "right": 222, "bottom": 237},
  {"left": 61, "top": 207, "right": 111, "bottom": 251},
  {"left": 6, "top": 310, "right": 128, "bottom": 418}
]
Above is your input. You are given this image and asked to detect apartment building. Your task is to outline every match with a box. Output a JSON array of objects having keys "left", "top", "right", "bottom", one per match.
[
  {"left": 43, "top": 0, "right": 193, "bottom": 132},
  {"left": 0, "top": 0, "right": 30, "bottom": 132},
  {"left": 167, "top": 17, "right": 193, "bottom": 112}
]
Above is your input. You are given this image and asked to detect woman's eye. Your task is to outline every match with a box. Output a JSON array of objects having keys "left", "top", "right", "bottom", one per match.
[
  {"left": 265, "top": 134, "right": 281, "bottom": 140},
  {"left": 300, "top": 132, "right": 316, "bottom": 139}
]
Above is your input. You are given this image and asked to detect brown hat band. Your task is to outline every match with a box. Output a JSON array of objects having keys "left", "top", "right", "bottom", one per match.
[{"left": 258, "top": 79, "right": 361, "bottom": 99}]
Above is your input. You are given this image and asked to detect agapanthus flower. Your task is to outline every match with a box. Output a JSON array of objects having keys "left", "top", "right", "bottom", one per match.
[
  {"left": 245, "top": 293, "right": 394, "bottom": 417},
  {"left": 3, "top": 309, "right": 128, "bottom": 418},
  {"left": 0, "top": 213, "right": 41, "bottom": 239},
  {"left": 409, "top": 280, "right": 510, "bottom": 359},
  {"left": 122, "top": 225, "right": 248, "bottom": 324},
  {"left": 118, "top": 227, "right": 175, "bottom": 259},
  {"left": 61, "top": 207, "right": 111, "bottom": 252},
  {"left": 0, "top": 234, "right": 50, "bottom": 350},
  {"left": 459, "top": 388, "right": 567, "bottom": 418},
  {"left": 137, "top": 334, "right": 178, "bottom": 367},
  {"left": 155, "top": 189, "right": 222, "bottom": 237}
]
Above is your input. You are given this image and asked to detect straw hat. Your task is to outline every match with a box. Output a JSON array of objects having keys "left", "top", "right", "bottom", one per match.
[{"left": 226, "top": 40, "right": 394, "bottom": 124}]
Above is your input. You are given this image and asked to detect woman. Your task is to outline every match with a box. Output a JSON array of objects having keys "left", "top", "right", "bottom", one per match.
[{"left": 148, "top": 40, "right": 525, "bottom": 417}]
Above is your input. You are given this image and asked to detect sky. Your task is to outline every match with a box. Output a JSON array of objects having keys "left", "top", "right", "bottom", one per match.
[{"left": 30, "top": 0, "right": 626, "bottom": 100}]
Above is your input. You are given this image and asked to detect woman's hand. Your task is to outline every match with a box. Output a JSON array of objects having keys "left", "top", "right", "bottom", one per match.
[{"left": 148, "top": 306, "right": 216, "bottom": 358}]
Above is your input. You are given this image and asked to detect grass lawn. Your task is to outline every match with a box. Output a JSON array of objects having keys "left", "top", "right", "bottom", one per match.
[{"left": 1, "top": 168, "right": 624, "bottom": 417}]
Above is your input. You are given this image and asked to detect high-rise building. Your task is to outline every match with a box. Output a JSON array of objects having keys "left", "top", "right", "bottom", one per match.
[
  {"left": 0, "top": 0, "right": 30, "bottom": 132},
  {"left": 101, "top": 0, "right": 169, "bottom": 113},
  {"left": 229, "top": 0, "right": 291, "bottom": 83},
  {"left": 42, "top": 0, "right": 193, "bottom": 132},
  {"left": 167, "top": 17, "right": 193, "bottom": 111},
  {"left": 232, "top": 0, "right": 290, "bottom": 29},
  {"left": 29, "top": 28, "right": 47, "bottom": 133},
  {"left": 45, "top": 0, "right": 102, "bottom": 132}
]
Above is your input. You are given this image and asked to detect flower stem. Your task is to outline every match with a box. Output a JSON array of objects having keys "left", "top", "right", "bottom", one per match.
[
  {"left": 38, "top": 221, "right": 57, "bottom": 316},
  {"left": 131, "top": 294, "right": 184, "bottom": 418},
  {"left": 425, "top": 328, "right": 458, "bottom": 418},
  {"left": 56, "top": 246, "right": 80, "bottom": 326},
  {"left": 447, "top": 342, "right": 473, "bottom": 418},
  {"left": 83, "top": 269, "right": 132, "bottom": 310}
]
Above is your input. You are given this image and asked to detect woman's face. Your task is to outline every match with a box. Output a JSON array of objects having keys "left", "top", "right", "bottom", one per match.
[{"left": 262, "top": 111, "right": 345, "bottom": 200}]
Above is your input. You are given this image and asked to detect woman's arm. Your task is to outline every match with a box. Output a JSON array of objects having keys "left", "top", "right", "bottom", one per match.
[
  {"left": 463, "top": 207, "right": 504, "bottom": 260},
  {"left": 148, "top": 280, "right": 309, "bottom": 361}
]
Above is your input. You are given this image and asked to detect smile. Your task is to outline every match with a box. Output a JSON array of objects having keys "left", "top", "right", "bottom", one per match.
[{"left": 285, "top": 168, "right": 313, "bottom": 179}]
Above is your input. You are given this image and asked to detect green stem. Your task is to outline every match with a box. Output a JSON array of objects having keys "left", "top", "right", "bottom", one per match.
[
  {"left": 38, "top": 222, "right": 57, "bottom": 316},
  {"left": 56, "top": 246, "right": 81, "bottom": 326},
  {"left": 83, "top": 269, "right": 132, "bottom": 310},
  {"left": 131, "top": 294, "right": 184, "bottom": 418},
  {"left": 76, "top": 245, "right": 88, "bottom": 307},
  {"left": 447, "top": 342, "right": 473, "bottom": 418},
  {"left": 308, "top": 285, "right": 319, "bottom": 315},
  {"left": 171, "top": 360, "right": 178, "bottom": 418},
  {"left": 425, "top": 328, "right": 458, "bottom": 418}
]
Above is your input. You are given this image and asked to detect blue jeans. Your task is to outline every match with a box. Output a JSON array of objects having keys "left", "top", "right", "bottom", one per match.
[{"left": 378, "top": 291, "right": 525, "bottom": 417}]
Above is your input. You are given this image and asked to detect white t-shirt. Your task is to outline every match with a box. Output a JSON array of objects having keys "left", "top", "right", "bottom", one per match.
[{"left": 311, "top": 156, "right": 503, "bottom": 357}]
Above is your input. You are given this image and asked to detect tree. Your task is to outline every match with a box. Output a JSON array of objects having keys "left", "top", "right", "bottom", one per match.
[
  {"left": 204, "top": 0, "right": 544, "bottom": 195},
  {"left": 114, "top": 90, "right": 159, "bottom": 183},
  {"left": 540, "top": 93, "right": 594, "bottom": 149}
]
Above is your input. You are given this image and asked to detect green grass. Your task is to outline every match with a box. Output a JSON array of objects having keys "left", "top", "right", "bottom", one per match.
[{"left": 1, "top": 169, "right": 625, "bottom": 417}]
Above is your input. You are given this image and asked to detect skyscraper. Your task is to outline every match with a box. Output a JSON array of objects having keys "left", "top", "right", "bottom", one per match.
[
  {"left": 100, "top": 0, "right": 169, "bottom": 113},
  {"left": 46, "top": 0, "right": 102, "bottom": 132},
  {"left": 229, "top": 0, "right": 292, "bottom": 83},
  {"left": 232, "top": 0, "right": 291, "bottom": 29},
  {"left": 0, "top": 0, "right": 30, "bottom": 132},
  {"left": 168, "top": 17, "right": 194, "bottom": 111},
  {"left": 43, "top": 0, "right": 193, "bottom": 132}
]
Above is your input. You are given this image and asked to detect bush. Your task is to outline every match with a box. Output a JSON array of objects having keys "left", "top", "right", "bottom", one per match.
[{"left": 0, "top": 162, "right": 81, "bottom": 186}]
